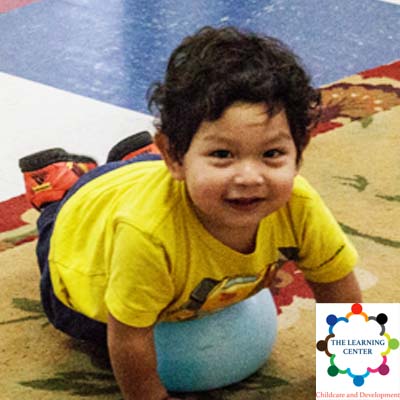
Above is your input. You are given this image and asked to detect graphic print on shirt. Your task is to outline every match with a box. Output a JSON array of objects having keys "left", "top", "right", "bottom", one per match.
[{"left": 166, "top": 247, "right": 300, "bottom": 321}]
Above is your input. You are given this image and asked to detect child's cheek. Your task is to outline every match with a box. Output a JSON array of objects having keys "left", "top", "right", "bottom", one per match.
[
  {"left": 278, "top": 176, "right": 296, "bottom": 203},
  {"left": 188, "top": 175, "right": 223, "bottom": 209}
]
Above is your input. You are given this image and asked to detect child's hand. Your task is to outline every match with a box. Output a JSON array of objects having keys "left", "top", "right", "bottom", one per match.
[
  {"left": 308, "top": 271, "right": 362, "bottom": 303},
  {"left": 108, "top": 314, "right": 170, "bottom": 400}
]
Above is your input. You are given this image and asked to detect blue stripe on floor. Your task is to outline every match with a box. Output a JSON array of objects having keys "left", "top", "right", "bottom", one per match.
[{"left": 1, "top": 0, "right": 399, "bottom": 113}]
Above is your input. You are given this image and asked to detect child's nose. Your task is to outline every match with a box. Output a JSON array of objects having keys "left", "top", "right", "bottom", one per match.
[{"left": 233, "top": 160, "right": 265, "bottom": 185}]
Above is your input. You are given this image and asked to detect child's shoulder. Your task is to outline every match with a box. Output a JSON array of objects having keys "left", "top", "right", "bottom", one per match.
[
  {"left": 291, "top": 175, "right": 321, "bottom": 201},
  {"left": 59, "top": 160, "right": 183, "bottom": 234},
  {"left": 285, "top": 175, "right": 327, "bottom": 217},
  {"left": 115, "top": 161, "right": 186, "bottom": 231},
  {"left": 284, "top": 175, "right": 335, "bottom": 227}
]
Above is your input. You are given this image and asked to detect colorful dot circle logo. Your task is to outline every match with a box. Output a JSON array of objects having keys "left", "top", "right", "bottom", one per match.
[{"left": 316, "top": 303, "right": 399, "bottom": 387}]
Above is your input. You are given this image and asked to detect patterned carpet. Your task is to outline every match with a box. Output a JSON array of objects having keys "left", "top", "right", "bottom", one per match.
[{"left": 1, "top": 61, "right": 399, "bottom": 399}]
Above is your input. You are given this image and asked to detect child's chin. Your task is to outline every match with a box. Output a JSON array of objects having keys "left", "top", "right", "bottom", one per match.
[{"left": 224, "top": 215, "right": 265, "bottom": 229}]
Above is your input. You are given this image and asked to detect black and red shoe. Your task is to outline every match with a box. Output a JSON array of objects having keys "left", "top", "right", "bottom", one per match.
[
  {"left": 19, "top": 148, "right": 97, "bottom": 210},
  {"left": 106, "top": 131, "right": 160, "bottom": 163}
]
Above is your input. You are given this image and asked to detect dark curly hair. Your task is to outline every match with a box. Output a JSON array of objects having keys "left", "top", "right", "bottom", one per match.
[{"left": 148, "top": 26, "right": 320, "bottom": 163}]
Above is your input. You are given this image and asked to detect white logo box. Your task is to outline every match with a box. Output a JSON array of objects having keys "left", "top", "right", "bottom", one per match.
[{"left": 316, "top": 303, "right": 400, "bottom": 399}]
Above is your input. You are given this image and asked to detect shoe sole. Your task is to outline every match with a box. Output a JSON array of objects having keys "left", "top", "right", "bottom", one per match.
[
  {"left": 107, "top": 131, "right": 153, "bottom": 162},
  {"left": 19, "top": 148, "right": 97, "bottom": 172}
]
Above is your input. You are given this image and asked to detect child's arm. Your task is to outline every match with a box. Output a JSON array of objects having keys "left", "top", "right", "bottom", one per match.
[
  {"left": 307, "top": 270, "right": 362, "bottom": 303},
  {"left": 107, "top": 313, "right": 180, "bottom": 400}
]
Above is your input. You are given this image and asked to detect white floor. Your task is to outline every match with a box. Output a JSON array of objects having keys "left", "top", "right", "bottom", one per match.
[
  {"left": 378, "top": 0, "right": 400, "bottom": 4},
  {"left": 0, "top": 72, "right": 155, "bottom": 202}
]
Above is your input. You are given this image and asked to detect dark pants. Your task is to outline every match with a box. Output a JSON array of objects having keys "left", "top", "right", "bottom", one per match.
[{"left": 36, "top": 154, "right": 161, "bottom": 345}]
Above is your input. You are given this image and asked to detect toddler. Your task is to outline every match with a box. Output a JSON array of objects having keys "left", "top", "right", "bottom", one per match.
[{"left": 19, "top": 26, "right": 361, "bottom": 400}]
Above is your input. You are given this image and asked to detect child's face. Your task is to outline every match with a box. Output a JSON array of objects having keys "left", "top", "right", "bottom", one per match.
[{"left": 168, "top": 102, "right": 298, "bottom": 242}]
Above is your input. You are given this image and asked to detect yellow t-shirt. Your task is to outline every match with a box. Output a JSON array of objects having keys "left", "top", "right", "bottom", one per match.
[{"left": 49, "top": 160, "right": 357, "bottom": 327}]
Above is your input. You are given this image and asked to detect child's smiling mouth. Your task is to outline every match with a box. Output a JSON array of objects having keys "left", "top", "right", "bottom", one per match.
[{"left": 224, "top": 197, "right": 266, "bottom": 211}]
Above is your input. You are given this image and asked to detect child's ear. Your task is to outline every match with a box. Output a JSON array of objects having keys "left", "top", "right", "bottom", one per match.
[{"left": 154, "top": 132, "right": 185, "bottom": 180}]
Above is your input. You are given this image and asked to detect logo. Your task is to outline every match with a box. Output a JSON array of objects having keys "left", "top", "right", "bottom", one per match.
[
  {"left": 31, "top": 172, "right": 48, "bottom": 185},
  {"left": 316, "top": 303, "right": 400, "bottom": 398}
]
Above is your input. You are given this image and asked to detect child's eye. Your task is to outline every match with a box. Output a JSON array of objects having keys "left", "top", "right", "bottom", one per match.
[
  {"left": 209, "top": 150, "right": 233, "bottom": 158},
  {"left": 263, "top": 149, "right": 284, "bottom": 158}
]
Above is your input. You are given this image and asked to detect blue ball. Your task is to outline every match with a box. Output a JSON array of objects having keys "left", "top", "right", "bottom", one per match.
[{"left": 154, "top": 289, "right": 277, "bottom": 392}]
